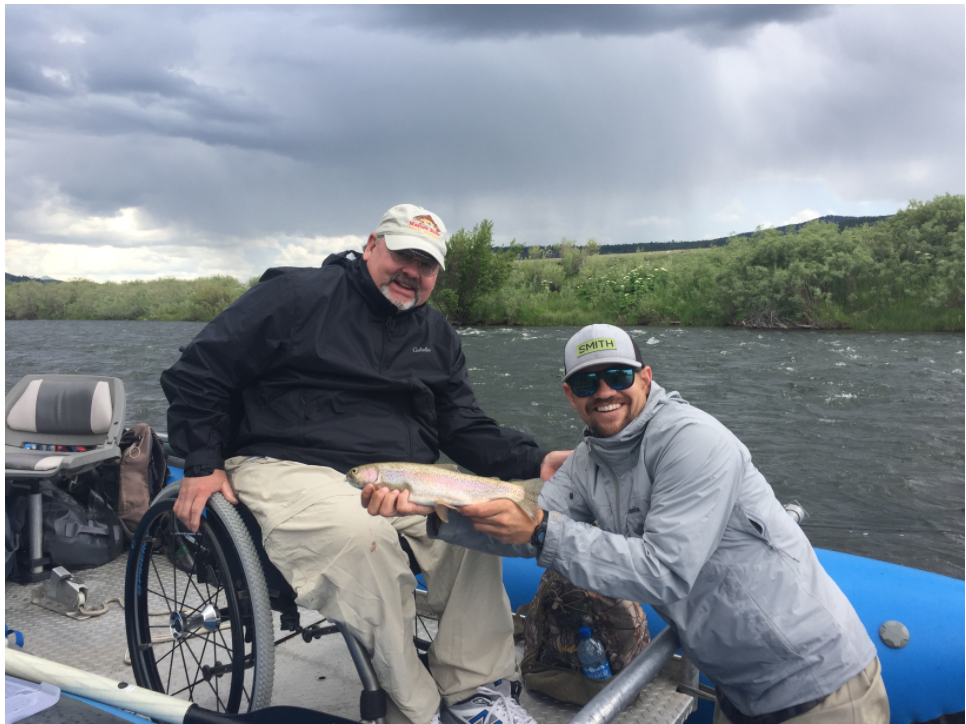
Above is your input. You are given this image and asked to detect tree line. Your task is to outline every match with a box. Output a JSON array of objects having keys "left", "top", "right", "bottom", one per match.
[
  {"left": 512, "top": 213, "right": 894, "bottom": 258},
  {"left": 6, "top": 195, "right": 963, "bottom": 331}
]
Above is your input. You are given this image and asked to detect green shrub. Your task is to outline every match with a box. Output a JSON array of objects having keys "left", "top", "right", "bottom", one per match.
[{"left": 432, "top": 220, "right": 523, "bottom": 324}]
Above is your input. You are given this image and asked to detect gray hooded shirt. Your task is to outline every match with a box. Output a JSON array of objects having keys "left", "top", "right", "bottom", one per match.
[{"left": 431, "top": 381, "right": 876, "bottom": 715}]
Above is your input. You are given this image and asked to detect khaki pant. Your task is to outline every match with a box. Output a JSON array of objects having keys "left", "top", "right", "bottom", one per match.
[
  {"left": 713, "top": 657, "right": 889, "bottom": 724},
  {"left": 224, "top": 457, "right": 519, "bottom": 724}
]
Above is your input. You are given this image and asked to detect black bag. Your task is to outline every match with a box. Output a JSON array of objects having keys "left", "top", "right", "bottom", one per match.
[{"left": 12, "top": 481, "right": 125, "bottom": 576}]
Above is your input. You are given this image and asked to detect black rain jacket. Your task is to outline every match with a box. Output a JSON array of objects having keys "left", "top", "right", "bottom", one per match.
[{"left": 160, "top": 252, "right": 546, "bottom": 479}]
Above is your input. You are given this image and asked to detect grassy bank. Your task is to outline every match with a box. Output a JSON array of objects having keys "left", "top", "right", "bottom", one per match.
[
  {"left": 6, "top": 195, "right": 963, "bottom": 331},
  {"left": 5, "top": 275, "right": 255, "bottom": 322},
  {"left": 458, "top": 194, "right": 965, "bottom": 332}
]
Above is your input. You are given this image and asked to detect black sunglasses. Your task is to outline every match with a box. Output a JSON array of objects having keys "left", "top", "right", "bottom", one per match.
[{"left": 567, "top": 367, "right": 638, "bottom": 398}]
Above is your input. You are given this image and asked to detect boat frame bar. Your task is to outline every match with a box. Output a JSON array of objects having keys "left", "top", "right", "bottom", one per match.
[{"left": 569, "top": 627, "right": 696, "bottom": 724}]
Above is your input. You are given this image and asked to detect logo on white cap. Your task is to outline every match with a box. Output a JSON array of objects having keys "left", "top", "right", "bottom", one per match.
[{"left": 410, "top": 214, "right": 441, "bottom": 240}]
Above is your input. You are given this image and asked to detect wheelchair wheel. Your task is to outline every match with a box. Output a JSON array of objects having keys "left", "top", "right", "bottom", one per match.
[{"left": 125, "top": 483, "right": 275, "bottom": 713}]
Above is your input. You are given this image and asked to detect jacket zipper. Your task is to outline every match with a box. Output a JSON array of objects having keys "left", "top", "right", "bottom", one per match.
[
  {"left": 406, "top": 393, "right": 415, "bottom": 459},
  {"left": 381, "top": 315, "right": 414, "bottom": 458},
  {"left": 300, "top": 392, "right": 307, "bottom": 447},
  {"left": 588, "top": 438, "right": 627, "bottom": 534},
  {"left": 380, "top": 316, "right": 393, "bottom": 373}
]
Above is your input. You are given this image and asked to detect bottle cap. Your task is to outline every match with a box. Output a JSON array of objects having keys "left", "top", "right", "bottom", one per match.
[{"left": 578, "top": 626, "right": 592, "bottom": 638}]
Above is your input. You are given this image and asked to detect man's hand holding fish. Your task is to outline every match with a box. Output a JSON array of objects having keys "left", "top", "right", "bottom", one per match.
[
  {"left": 362, "top": 486, "right": 436, "bottom": 518},
  {"left": 361, "top": 486, "right": 543, "bottom": 545},
  {"left": 459, "top": 499, "right": 544, "bottom": 545}
]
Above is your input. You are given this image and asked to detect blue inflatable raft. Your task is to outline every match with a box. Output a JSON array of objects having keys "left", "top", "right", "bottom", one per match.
[{"left": 503, "top": 549, "right": 965, "bottom": 724}]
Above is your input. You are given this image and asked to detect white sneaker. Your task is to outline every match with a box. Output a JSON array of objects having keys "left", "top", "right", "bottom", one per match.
[
  {"left": 430, "top": 708, "right": 442, "bottom": 724},
  {"left": 442, "top": 679, "right": 534, "bottom": 724}
]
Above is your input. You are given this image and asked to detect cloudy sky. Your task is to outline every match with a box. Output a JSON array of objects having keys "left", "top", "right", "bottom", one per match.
[{"left": 5, "top": 5, "right": 964, "bottom": 282}]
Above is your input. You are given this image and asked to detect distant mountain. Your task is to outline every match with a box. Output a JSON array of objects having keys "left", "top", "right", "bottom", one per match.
[
  {"left": 5, "top": 273, "right": 62, "bottom": 285},
  {"left": 516, "top": 213, "right": 894, "bottom": 257}
]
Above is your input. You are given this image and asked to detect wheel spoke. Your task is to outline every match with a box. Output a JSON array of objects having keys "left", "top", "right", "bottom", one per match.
[
  {"left": 184, "top": 629, "right": 236, "bottom": 655},
  {"left": 144, "top": 581, "right": 219, "bottom": 613},
  {"left": 166, "top": 636, "right": 175, "bottom": 694},
  {"left": 177, "top": 536, "right": 196, "bottom": 615},
  {"left": 128, "top": 496, "right": 268, "bottom": 715},
  {"left": 186, "top": 567, "right": 221, "bottom": 613},
  {"left": 149, "top": 549, "right": 171, "bottom": 612},
  {"left": 176, "top": 630, "right": 228, "bottom": 711},
  {"left": 177, "top": 635, "right": 194, "bottom": 701}
]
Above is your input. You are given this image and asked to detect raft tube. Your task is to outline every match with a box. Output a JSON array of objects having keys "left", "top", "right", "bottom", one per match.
[{"left": 503, "top": 550, "right": 965, "bottom": 724}]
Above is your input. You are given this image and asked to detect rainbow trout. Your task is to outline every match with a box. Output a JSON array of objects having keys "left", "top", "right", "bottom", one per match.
[{"left": 346, "top": 462, "right": 544, "bottom": 522}]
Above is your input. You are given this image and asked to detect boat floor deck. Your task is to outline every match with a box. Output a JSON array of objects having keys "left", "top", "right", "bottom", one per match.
[{"left": 5, "top": 557, "right": 696, "bottom": 724}]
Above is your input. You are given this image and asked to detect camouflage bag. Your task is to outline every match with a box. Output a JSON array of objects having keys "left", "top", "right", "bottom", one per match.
[{"left": 519, "top": 570, "right": 650, "bottom": 706}]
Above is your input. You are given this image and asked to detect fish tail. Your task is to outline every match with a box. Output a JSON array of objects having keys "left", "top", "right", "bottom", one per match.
[{"left": 518, "top": 478, "right": 545, "bottom": 521}]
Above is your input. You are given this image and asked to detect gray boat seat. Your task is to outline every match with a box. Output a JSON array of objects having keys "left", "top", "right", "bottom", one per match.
[
  {"left": 5, "top": 374, "right": 126, "bottom": 481},
  {"left": 5, "top": 374, "right": 126, "bottom": 582}
]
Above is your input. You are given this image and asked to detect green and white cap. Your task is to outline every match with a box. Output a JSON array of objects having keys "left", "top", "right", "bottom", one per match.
[
  {"left": 563, "top": 324, "right": 642, "bottom": 382},
  {"left": 375, "top": 204, "right": 448, "bottom": 269}
]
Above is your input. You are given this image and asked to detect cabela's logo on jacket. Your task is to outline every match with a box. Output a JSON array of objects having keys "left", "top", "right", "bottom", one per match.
[{"left": 410, "top": 215, "right": 441, "bottom": 240}]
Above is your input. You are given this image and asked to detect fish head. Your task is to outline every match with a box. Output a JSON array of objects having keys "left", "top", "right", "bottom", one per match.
[{"left": 346, "top": 465, "right": 380, "bottom": 489}]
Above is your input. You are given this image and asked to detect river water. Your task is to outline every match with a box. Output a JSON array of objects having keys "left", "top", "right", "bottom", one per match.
[{"left": 5, "top": 321, "right": 964, "bottom": 579}]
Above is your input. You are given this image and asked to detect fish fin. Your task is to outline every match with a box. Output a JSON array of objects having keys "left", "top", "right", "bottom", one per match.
[
  {"left": 518, "top": 478, "right": 545, "bottom": 522},
  {"left": 434, "top": 504, "right": 452, "bottom": 523},
  {"left": 434, "top": 463, "right": 460, "bottom": 472}
]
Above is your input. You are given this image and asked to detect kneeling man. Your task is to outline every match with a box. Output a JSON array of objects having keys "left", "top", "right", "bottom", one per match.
[{"left": 364, "top": 324, "right": 888, "bottom": 724}]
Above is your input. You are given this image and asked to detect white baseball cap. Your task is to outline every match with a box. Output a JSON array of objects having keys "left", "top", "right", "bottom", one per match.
[
  {"left": 563, "top": 324, "right": 643, "bottom": 382},
  {"left": 375, "top": 204, "right": 448, "bottom": 269}
]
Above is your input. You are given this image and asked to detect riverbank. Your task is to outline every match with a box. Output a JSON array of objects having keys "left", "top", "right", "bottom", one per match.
[
  {"left": 463, "top": 195, "right": 964, "bottom": 331},
  {"left": 4, "top": 274, "right": 253, "bottom": 323},
  {"left": 6, "top": 195, "right": 963, "bottom": 331}
]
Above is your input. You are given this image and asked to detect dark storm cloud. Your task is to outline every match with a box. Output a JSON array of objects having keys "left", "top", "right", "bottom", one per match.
[
  {"left": 6, "top": 6, "right": 277, "bottom": 146},
  {"left": 4, "top": 4, "right": 963, "bottom": 270},
  {"left": 355, "top": 5, "right": 831, "bottom": 44}
]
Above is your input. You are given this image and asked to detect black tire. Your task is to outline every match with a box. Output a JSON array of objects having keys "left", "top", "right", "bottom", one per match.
[{"left": 125, "top": 483, "right": 275, "bottom": 713}]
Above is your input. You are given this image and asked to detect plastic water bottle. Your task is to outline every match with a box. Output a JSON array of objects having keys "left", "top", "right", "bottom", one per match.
[{"left": 577, "top": 626, "right": 612, "bottom": 680}]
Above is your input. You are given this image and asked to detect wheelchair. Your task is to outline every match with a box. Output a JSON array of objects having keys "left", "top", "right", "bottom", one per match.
[{"left": 124, "top": 477, "right": 435, "bottom": 721}]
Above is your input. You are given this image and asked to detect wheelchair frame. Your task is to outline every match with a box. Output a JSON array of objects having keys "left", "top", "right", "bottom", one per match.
[{"left": 124, "top": 481, "right": 433, "bottom": 722}]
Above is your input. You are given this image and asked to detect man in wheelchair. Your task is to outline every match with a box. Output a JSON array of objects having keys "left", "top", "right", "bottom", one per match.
[{"left": 160, "top": 204, "right": 570, "bottom": 724}]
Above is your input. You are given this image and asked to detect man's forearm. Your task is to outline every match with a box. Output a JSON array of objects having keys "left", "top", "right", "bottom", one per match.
[{"left": 427, "top": 511, "right": 537, "bottom": 558}]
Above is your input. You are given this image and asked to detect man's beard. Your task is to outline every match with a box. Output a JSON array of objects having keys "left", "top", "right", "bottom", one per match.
[
  {"left": 586, "top": 423, "right": 612, "bottom": 438},
  {"left": 379, "top": 272, "right": 421, "bottom": 311}
]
